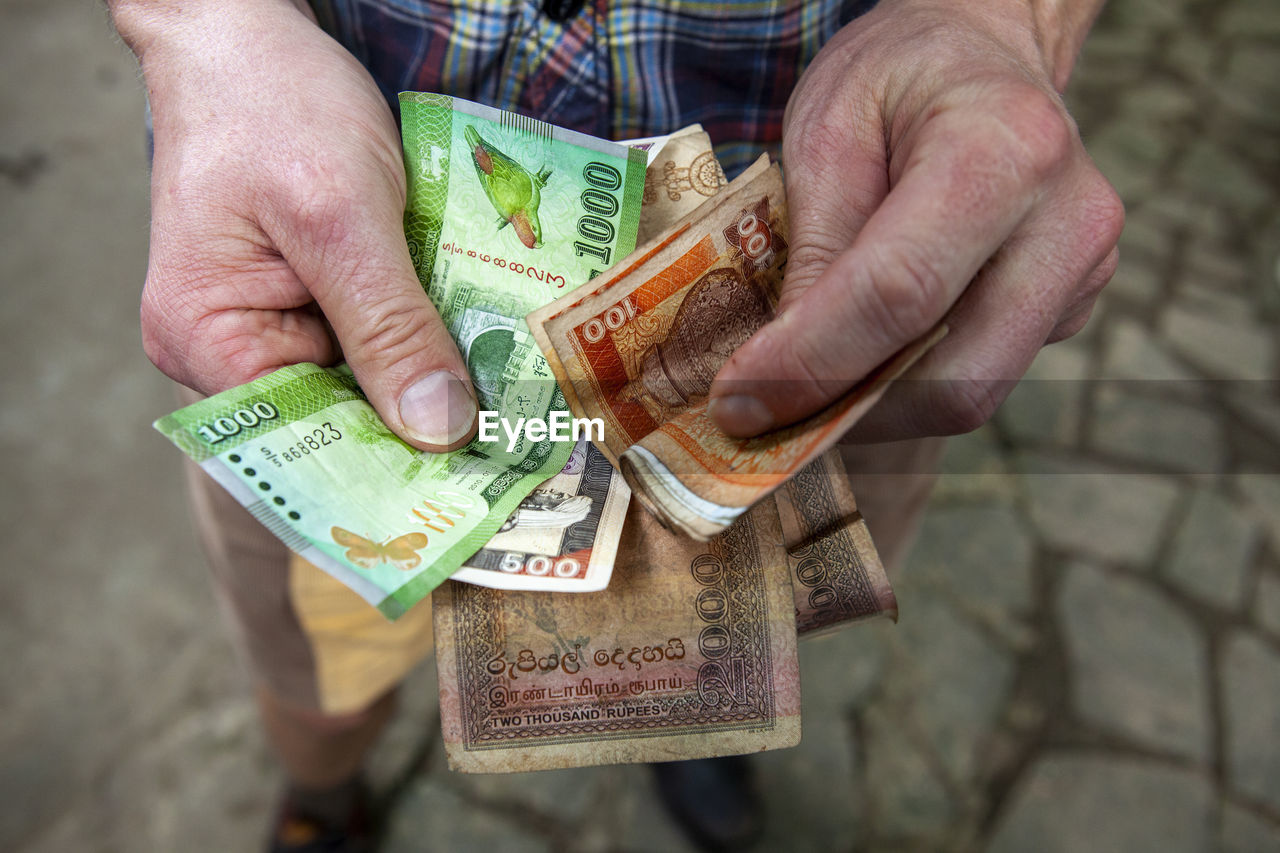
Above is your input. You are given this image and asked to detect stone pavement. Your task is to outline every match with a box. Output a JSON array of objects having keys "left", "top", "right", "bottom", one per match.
[{"left": 1, "top": 0, "right": 1277, "bottom": 851}]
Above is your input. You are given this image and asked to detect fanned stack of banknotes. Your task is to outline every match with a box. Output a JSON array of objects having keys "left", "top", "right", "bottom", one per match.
[{"left": 156, "top": 94, "right": 936, "bottom": 773}]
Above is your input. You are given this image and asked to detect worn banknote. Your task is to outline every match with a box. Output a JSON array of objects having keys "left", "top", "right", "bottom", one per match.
[
  {"left": 780, "top": 450, "right": 897, "bottom": 634},
  {"left": 634, "top": 126, "right": 727, "bottom": 245},
  {"left": 451, "top": 439, "right": 630, "bottom": 592},
  {"left": 448, "top": 125, "right": 724, "bottom": 593},
  {"left": 155, "top": 96, "right": 647, "bottom": 617},
  {"left": 528, "top": 160, "right": 943, "bottom": 539},
  {"left": 434, "top": 499, "right": 801, "bottom": 773}
]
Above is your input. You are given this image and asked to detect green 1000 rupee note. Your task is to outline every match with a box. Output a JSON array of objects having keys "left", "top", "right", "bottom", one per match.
[{"left": 155, "top": 95, "right": 647, "bottom": 619}]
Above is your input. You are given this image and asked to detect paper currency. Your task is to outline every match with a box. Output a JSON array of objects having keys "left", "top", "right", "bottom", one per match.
[
  {"left": 450, "top": 439, "right": 630, "bottom": 592},
  {"left": 434, "top": 499, "right": 801, "bottom": 773},
  {"left": 434, "top": 140, "right": 899, "bottom": 773},
  {"left": 635, "top": 127, "right": 727, "bottom": 245},
  {"left": 528, "top": 161, "right": 943, "bottom": 539},
  {"left": 449, "top": 125, "right": 725, "bottom": 594},
  {"left": 155, "top": 96, "right": 647, "bottom": 617},
  {"left": 780, "top": 450, "right": 898, "bottom": 635}
]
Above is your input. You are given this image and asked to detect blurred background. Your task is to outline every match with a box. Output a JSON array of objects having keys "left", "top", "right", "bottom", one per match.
[{"left": 1, "top": 0, "right": 1277, "bottom": 850}]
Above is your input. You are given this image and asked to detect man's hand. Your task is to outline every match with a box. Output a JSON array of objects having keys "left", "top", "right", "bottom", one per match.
[
  {"left": 115, "top": 0, "right": 477, "bottom": 451},
  {"left": 709, "top": 0, "right": 1123, "bottom": 441}
]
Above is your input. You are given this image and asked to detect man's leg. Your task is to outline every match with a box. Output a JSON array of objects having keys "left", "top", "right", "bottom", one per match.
[
  {"left": 256, "top": 686, "right": 396, "bottom": 791},
  {"left": 179, "top": 386, "right": 433, "bottom": 851}
]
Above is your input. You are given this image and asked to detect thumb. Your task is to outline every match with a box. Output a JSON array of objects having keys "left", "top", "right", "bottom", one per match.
[
  {"left": 285, "top": 194, "right": 477, "bottom": 453},
  {"left": 707, "top": 131, "right": 882, "bottom": 436}
]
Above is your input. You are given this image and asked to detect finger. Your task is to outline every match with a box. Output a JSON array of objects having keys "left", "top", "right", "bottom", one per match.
[
  {"left": 272, "top": 188, "right": 477, "bottom": 453},
  {"left": 710, "top": 86, "right": 1073, "bottom": 437},
  {"left": 140, "top": 251, "right": 337, "bottom": 393},
  {"left": 845, "top": 181, "right": 1123, "bottom": 442},
  {"left": 1046, "top": 245, "right": 1118, "bottom": 342}
]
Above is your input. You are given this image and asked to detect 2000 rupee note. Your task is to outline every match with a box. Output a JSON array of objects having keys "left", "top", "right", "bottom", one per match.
[{"left": 434, "top": 499, "right": 801, "bottom": 773}]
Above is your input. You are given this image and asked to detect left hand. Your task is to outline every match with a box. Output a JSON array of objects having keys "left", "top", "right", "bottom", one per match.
[{"left": 708, "top": 0, "right": 1123, "bottom": 441}]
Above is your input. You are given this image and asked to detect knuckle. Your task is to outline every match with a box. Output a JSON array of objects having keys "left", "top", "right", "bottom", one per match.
[
  {"left": 860, "top": 240, "right": 949, "bottom": 343},
  {"left": 785, "top": 120, "right": 854, "bottom": 177},
  {"left": 932, "top": 379, "right": 1007, "bottom": 435},
  {"left": 1048, "top": 310, "right": 1092, "bottom": 344},
  {"left": 343, "top": 292, "right": 435, "bottom": 365},
  {"left": 1095, "top": 247, "right": 1121, "bottom": 286},
  {"left": 139, "top": 275, "right": 189, "bottom": 382},
  {"left": 290, "top": 182, "right": 356, "bottom": 251},
  {"left": 988, "top": 85, "right": 1076, "bottom": 183},
  {"left": 1080, "top": 175, "right": 1126, "bottom": 259}
]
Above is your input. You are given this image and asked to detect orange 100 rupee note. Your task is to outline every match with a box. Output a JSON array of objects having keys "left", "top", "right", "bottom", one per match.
[{"left": 527, "top": 161, "right": 944, "bottom": 539}]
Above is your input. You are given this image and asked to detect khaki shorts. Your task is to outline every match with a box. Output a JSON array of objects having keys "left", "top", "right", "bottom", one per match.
[{"left": 180, "top": 387, "right": 942, "bottom": 716}]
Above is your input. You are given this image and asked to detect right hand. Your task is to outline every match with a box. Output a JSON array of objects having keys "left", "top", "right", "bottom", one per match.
[{"left": 123, "top": 0, "right": 477, "bottom": 450}]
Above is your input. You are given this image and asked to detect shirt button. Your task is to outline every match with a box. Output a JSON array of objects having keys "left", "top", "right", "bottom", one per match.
[{"left": 542, "top": 0, "right": 586, "bottom": 23}]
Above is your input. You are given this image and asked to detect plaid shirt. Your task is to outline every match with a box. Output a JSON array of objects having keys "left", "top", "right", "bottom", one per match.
[{"left": 310, "top": 0, "right": 876, "bottom": 176}]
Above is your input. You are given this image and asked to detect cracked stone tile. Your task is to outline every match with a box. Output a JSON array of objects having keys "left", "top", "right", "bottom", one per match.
[
  {"left": 1090, "top": 386, "right": 1226, "bottom": 473},
  {"left": 1164, "top": 31, "right": 1215, "bottom": 83},
  {"left": 1255, "top": 574, "right": 1280, "bottom": 638},
  {"left": 985, "top": 756, "right": 1213, "bottom": 853},
  {"left": 1116, "top": 78, "right": 1199, "bottom": 123},
  {"left": 1019, "top": 454, "right": 1182, "bottom": 566},
  {"left": 1219, "top": 802, "right": 1280, "bottom": 852},
  {"left": 724, "top": 631, "right": 877, "bottom": 847},
  {"left": 798, "top": 621, "right": 888, "bottom": 713},
  {"left": 613, "top": 765, "right": 700, "bottom": 853},
  {"left": 1099, "top": 0, "right": 1191, "bottom": 32},
  {"left": 1105, "top": 255, "right": 1163, "bottom": 304},
  {"left": 1236, "top": 474, "right": 1280, "bottom": 554},
  {"left": 934, "top": 426, "right": 1019, "bottom": 502},
  {"left": 1225, "top": 40, "right": 1280, "bottom": 102},
  {"left": 860, "top": 702, "right": 955, "bottom": 843},
  {"left": 1175, "top": 140, "right": 1273, "bottom": 212},
  {"left": 1100, "top": 320, "right": 1197, "bottom": 381},
  {"left": 910, "top": 505, "right": 1035, "bottom": 616},
  {"left": 1164, "top": 489, "right": 1259, "bottom": 610},
  {"left": 1142, "top": 191, "right": 1233, "bottom": 244},
  {"left": 1228, "top": 390, "right": 1280, "bottom": 448},
  {"left": 887, "top": 592, "right": 1018, "bottom": 782},
  {"left": 754, "top": 695, "right": 859, "bottom": 852},
  {"left": 382, "top": 774, "right": 551, "bottom": 853},
  {"left": 1087, "top": 122, "right": 1168, "bottom": 200},
  {"left": 1115, "top": 211, "right": 1174, "bottom": 261},
  {"left": 415, "top": 729, "right": 598, "bottom": 826},
  {"left": 1057, "top": 562, "right": 1210, "bottom": 761},
  {"left": 1173, "top": 284, "right": 1259, "bottom": 323},
  {"left": 98, "top": 698, "right": 275, "bottom": 853},
  {"left": 1222, "top": 0, "right": 1280, "bottom": 36},
  {"left": 1163, "top": 305, "right": 1275, "bottom": 380},
  {"left": 997, "top": 343, "right": 1090, "bottom": 447},
  {"left": 1219, "top": 83, "right": 1280, "bottom": 134},
  {"left": 450, "top": 765, "right": 597, "bottom": 824},
  {"left": 1222, "top": 631, "right": 1280, "bottom": 811}
]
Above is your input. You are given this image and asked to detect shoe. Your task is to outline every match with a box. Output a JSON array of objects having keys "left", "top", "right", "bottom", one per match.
[
  {"left": 268, "top": 778, "right": 374, "bottom": 853},
  {"left": 652, "top": 756, "right": 764, "bottom": 851}
]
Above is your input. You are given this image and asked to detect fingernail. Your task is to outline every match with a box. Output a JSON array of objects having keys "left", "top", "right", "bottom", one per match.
[
  {"left": 399, "top": 371, "right": 476, "bottom": 447},
  {"left": 708, "top": 394, "right": 774, "bottom": 436}
]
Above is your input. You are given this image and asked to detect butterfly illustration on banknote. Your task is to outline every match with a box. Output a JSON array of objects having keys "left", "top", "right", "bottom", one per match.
[
  {"left": 465, "top": 124, "right": 550, "bottom": 250},
  {"left": 331, "top": 527, "right": 429, "bottom": 571}
]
